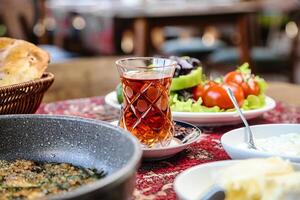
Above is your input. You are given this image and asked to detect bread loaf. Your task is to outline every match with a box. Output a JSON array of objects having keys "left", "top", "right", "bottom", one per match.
[{"left": 0, "top": 37, "right": 50, "bottom": 87}]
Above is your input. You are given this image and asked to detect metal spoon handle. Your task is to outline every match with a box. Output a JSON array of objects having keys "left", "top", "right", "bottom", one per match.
[
  {"left": 199, "top": 185, "right": 225, "bottom": 200},
  {"left": 226, "top": 88, "right": 249, "bottom": 128},
  {"left": 226, "top": 88, "right": 256, "bottom": 149}
]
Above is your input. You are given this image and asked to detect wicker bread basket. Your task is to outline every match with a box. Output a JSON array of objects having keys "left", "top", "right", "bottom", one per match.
[{"left": 0, "top": 72, "right": 54, "bottom": 114}]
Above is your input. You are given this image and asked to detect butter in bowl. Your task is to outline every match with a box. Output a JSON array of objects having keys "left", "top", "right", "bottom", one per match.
[{"left": 174, "top": 157, "right": 300, "bottom": 200}]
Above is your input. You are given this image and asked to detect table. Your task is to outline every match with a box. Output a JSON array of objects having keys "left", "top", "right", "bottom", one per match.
[
  {"left": 42, "top": 56, "right": 300, "bottom": 198},
  {"left": 37, "top": 95, "right": 300, "bottom": 199}
]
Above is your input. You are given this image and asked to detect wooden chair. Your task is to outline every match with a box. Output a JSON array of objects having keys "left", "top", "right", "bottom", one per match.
[
  {"left": 0, "top": 0, "right": 78, "bottom": 63},
  {"left": 0, "top": 0, "right": 39, "bottom": 41},
  {"left": 208, "top": 11, "right": 300, "bottom": 83}
]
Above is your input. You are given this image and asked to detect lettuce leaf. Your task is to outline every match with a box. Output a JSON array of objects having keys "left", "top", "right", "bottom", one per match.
[
  {"left": 255, "top": 76, "right": 268, "bottom": 94},
  {"left": 242, "top": 94, "right": 266, "bottom": 110},
  {"left": 237, "top": 62, "right": 251, "bottom": 74},
  {"left": 170, "top": 93, "right": 220, "bottom": 112},
  {"left": 170, "top": 93, "right": 266, "bottom": 112}
]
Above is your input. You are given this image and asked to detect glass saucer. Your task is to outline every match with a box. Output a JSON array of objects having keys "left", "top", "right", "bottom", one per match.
[{"left": 111, "top": 120, "right": 202, "bottom": 160}]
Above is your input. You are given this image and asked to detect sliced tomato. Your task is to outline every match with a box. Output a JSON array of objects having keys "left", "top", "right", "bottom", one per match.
[
  {"left": 241, "top": 78, "right": 260, "bottom": 96},
  {"left": 240, "top": 79, "right": 260, "bottom": 97},
  {"left": 203, "top": 81, "right": 217, "bottom": 92},
  {"left": 192, "top": 81, "right": 217, "bottom": 101},
  {"left": 223, "top": 71, "right": 244, "bottom": 85},
  {"left": 192, "top": 85, "right": 204, "bottom": 101},
  {"left": 224, "top": 71, "right": 260, "bottom": 97},
  {"left": 203, "top": 82, "right": 245, "bottom": 109}
]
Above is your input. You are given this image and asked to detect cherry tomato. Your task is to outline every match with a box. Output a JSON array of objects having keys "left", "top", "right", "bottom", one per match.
[
  {"left": 224, "top": 71, "right": 244, "bottom": 85},
  {"left": 203, "top": 81, "right": 217, "bottom": 92},
  {"left": 224, "top": 71, "right": 260, "bottom": 97},
  {"left": 241, "top": 78, "right": 260, "bottom": 96},
  {"left": 192, "top": 81, "right": 217, "bottom": 101},
  {"left": 192, "top": 85, "right": 204, "bottom": 100},
  {"left": 203, "top": 82, "right": 245, "bottom": 109}
]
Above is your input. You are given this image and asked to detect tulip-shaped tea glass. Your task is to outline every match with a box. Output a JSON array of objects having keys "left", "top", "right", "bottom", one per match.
[{"left": 116, "top": 57, "right": 177, "bottom": 148}]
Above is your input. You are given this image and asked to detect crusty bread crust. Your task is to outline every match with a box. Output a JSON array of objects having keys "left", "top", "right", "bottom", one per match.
[{"left": 0, "top": 37, "right": 50, "bottom": 87}]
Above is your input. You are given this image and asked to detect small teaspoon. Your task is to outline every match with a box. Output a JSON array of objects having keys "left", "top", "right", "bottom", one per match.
[{"left": 226, "top": 88, "right": 257, "bottom": 150}]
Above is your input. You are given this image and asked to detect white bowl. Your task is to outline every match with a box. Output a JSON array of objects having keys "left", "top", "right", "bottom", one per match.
[
  {"left": 174, "top": 160, "right": 300, "bottom": 200},
  {"left": 221, "top": 124, "right": 300, "bottom": 162}
]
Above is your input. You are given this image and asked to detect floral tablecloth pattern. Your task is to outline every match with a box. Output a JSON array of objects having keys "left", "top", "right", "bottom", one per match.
[{"left": 37, "top": 96, "right": 300, "bottom": 200}]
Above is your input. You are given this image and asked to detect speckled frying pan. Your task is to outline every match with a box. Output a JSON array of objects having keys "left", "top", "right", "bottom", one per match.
[{"left": 0, "top": 114, "right": 142, "bottom": 200}]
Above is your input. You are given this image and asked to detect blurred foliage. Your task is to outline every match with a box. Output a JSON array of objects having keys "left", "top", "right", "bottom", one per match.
[
  {"left": 0, "top": 24, "right": 7, "bottom": 36},
  {"left": 258, "top": 13, "right": 289, "bottom": 27}
]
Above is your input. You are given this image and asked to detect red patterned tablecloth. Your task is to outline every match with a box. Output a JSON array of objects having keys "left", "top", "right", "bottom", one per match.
[{"left": 37, "top": 97, "right": 300, "bottom": 200}]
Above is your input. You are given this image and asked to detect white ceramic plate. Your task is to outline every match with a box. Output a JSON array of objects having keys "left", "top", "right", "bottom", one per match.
[
  {"left": 174, "top": 160, "right": 300, "bottom": 200},
  {"left": 110, "top": 120, "right": 202, "bottom": 160},
  {"left": 221, "top": 124, "right": 300, "bottom": 163},
  {"left": 105, "top": 91, "right": 276, "bottom": 126}
]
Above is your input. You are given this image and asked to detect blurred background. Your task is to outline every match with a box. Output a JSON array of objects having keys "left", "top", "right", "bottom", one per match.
[{"left": 0, "top": 0, "right": 299, "bottom": 101}]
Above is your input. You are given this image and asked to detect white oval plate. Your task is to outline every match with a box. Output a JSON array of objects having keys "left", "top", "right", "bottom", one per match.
[
  {"left": 174, "top": 160, "right": 300, "bottom": 200},
  {"left": 110, "top": 120, "right": 202, "bottom": 160},
  {"left": 105, "top": 91, "right": 276, "bottom": 126},
  {"left": 221, "top": 124, "right": 300, "bottom": 163}
]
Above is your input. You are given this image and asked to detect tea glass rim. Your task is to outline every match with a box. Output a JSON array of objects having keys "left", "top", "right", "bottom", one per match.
[{"left": 115, "top": 57, "right": 178, "bottom": 69}]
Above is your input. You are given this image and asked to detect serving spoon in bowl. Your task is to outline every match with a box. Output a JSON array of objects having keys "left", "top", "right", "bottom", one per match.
[{"left": 226, "top": 88, "right": 257, "bottom": 150}]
